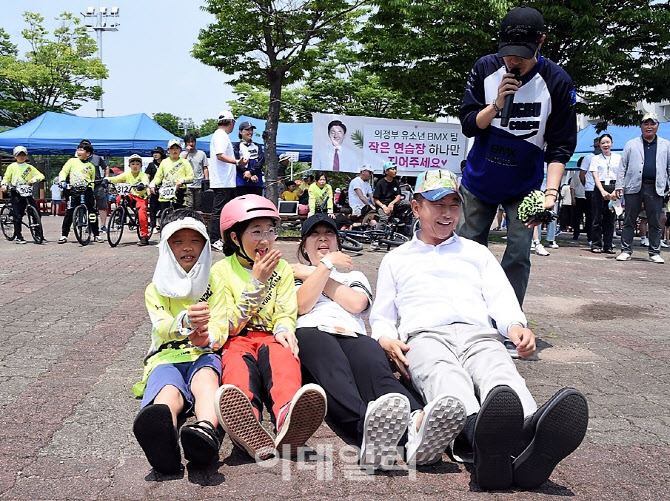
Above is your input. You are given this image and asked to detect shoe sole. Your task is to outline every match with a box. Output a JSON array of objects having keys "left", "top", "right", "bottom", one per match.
[
  {"left": 513, "top": 391, "right": 588, "bottom": 489},
  {"left": 360, "top": 393, "right": 410, "bottom": 470},
  {"left": 132, "top": 404, "right": 181, "bottom": 474},
  {"left": 180, "top": 425, "right": 219, "bottom": 466},
  {"left": 474, "top": 386, "right": 523, "bottom": 491},
  {"left": 275, "top": 384, "right": 327, "bottom": 458},
  {"left": 214, "top": 385, "right": 275, "bottom": 460},
  {"left": 408, "top": 395, "right": 466, "bottom": 466}
]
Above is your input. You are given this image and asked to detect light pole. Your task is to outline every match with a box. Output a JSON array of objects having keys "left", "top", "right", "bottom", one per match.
[
  {"left": 178, "top": 117, "right": 195, "bottom": 136},
  {"left": 81, "top": 6, "right": 120, "bottom": 118}
]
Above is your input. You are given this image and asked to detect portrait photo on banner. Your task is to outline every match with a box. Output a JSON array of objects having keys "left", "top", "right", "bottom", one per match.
[{"left": 311, "top": 113, "right": 468, "bottom": 176}]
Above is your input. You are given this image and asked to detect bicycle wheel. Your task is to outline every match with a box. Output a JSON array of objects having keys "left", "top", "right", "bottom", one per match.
[
  {"left": 0, "top": 205, "right": 16, "bottom": 240},
  {"left": 339, "top": 233, "right": 364, "bottom": 252},
  {"left": 378, "top": 231, "right": 410, "bottom": 247},
  {"left": 107, "top": 207, "right": 125, "bottom": 247},
  {"left": 26, "top": 205, "right": 43, "bottom": 244},
  {"left": 72, "top": 205, "right": 91, "bottom": 246}
]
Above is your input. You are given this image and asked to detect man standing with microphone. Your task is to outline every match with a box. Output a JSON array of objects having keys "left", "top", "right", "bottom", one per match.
[{"left": 458, "top": 6, "right": 577, "bottom": 314}]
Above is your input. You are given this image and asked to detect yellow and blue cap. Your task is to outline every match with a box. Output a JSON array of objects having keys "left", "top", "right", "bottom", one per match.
[{"left": 414, "top": 169, "right": 460, "bottom": 201}]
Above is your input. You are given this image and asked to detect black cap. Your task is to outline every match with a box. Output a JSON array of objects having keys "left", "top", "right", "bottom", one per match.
[
  {"left": 498, "top": 6, "right": 544, "bottom": 59},
  {"left": 238, "top": 121, "right": 256, "bottom": 131},
  {"left": 301, "top": 213, "right": 338, "bottom": 238},
  {"left": 151, "top": 146, "right": 166, "bottom": 158}
]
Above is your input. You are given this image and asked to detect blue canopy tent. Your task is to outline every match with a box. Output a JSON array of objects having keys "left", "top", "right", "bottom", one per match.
[
  {"left": 197, "top": 115, "right": 313, "bottom": 162},
  {"left": 0, "top": 112, "right": 174, "bottom": 156},
  {"left": 567, "top": 121, "right": 670, "bottom": 169}
]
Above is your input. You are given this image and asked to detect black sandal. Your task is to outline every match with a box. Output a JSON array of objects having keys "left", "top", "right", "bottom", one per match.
[
  {"left": 604, "top": 248, "right": 616, "bottom": 254},
  {"left": 180, "top": 420, "right": 222, "bottom": 466},
  {"left": 133, "top": 404, "right": 181, "bottom": 474}
]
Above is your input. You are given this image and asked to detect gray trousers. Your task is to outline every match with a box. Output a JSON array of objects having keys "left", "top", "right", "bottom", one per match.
[
  {"left": 187, "top": 187, "right": 203, "bottom": 212},
  {"left": 621, "top": 182, "right": 664, "bottom": 255},
  {"left": 405, "top": 324, "right": 537, "bottom": 418},
  {"left": 458, "top": 185, "right": 532, "bottom": 307}
]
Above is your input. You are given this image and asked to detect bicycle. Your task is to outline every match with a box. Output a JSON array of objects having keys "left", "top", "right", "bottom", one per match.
[
  {"left": 0, "top": 185, "right": 44, "bottom": 244},
  {"left": 154, "top": 184, "right": 185, "bottom": 230},
  {"left": 106, "top": 183, "right": 154, "bottom": 247},
  {"left": 339, "top": 203, "right": 413, "bottom": 251},
  {"left": 64, "top": 180, "right": 98, "bottom": 246}
]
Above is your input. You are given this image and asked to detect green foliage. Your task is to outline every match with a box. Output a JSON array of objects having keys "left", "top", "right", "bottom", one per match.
[
  {"left": 193, "top": 0, "right": 369, "bottom": 203},
  {"left": 0, "top": 12, "right": 108, "bottom": 126},
  {"left": 195, "top": 118, "right": 218, "bottom": 137},
  {"left": 361, "top": 0, "right": 670, "bottom": 126},
  {"left": 152, "top": 112, "right": 181, "bottom": 136}
]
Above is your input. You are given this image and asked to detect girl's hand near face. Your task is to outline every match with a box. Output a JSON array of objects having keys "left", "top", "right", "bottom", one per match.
[{"left": 251, "top": 248, "right": 282, "bottom": 283}]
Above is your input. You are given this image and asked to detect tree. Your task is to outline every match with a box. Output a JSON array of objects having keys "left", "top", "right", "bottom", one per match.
[
  {"left": 361, "top": 0, "right": 670, "bottom": 126},
  {"left": 193, "top": 0, "right": 369, "bottom": 204},
  {"left": 0, "top": 12, "right": 107, "bottom": 127},
  {"left": 152, "top": 112, "right": 181, "bottom": 136},
  {"left": 195, "top": 118, "right": 219, "bottom": 138}
]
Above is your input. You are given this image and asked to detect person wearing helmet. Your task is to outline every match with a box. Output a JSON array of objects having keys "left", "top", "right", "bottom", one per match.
[
  {"left": 146, "top": 146, "right": 166, "bottom": 229},
  {"left": 211, "top": 194, "right": 327, "bottom": 460},
  {"left": 150, "top": 139, "right": 194, "bottom": 213},
  {"left": 105, "top": 154, "right": 152, "bottom": 245}
]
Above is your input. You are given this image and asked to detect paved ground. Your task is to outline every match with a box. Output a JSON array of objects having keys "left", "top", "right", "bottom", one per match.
[{"left": 0, "top": 215, "right": 668, "bottom": 500}]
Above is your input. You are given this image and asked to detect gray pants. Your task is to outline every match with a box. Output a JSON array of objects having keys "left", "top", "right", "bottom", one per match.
[
  {"left": 621, "top": 182, "right": 664, "bottom": 255},
  {"left": 458, "top": 185, "right": 532, "bottom": 307},
  {"left": 187, "top": 187, "right": 203, "bottom": 212},
  {"left": 405, "top": 324, "right": 537, "bottom": 418}
]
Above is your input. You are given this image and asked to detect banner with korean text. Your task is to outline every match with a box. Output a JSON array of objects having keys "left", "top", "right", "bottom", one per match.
[{"left": 311, "top": 113, "right": 467, "bottom": 176}]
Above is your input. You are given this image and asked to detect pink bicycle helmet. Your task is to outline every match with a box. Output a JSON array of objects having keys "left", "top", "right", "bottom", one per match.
[{"left": 220, "top": 194, "right": 280, "bottom": 234}]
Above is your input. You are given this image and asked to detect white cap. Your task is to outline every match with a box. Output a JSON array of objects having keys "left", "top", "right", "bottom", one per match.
[
  {"left": 167, "top": 139, "right": 182, "bottom": 149},
  {"left": 217, "top": 110, "right": 234, "bottom": 121},
  {"left": 13, "top": 145, "right": 27, "bottom": 156},
  {"left": 359, "top": 164, "right": 373, "bottom": 173}
]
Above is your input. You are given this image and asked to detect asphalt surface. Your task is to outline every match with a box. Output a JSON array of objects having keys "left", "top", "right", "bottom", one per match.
[{"left": 0, "top": 214, "right": 668, "bottom": 500}]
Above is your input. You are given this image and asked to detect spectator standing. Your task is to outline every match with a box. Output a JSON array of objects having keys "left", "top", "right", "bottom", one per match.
[
  {"left": 570, "top": 167, "right": 587, "bottom": 240},
  {"left": 51, "top": 178, "right": 62, "bottom": 215},
  {"left": 146, "top": 146, "right": 165, "bottom": 229},
  {"left": 209, "top": 110, "right": 248, "bottom": 252},
  {"left": 233, "top": 121, "right": 264, "bottom": 197},
  {"left": 589, "top": 134, "right": 620, "bottom": 254},
  {"left": 615, "top": 113, "right": 670, "bottom": 263},
  {"left": 458, "top": 6, "right": 577, "bottom": 306},
  {"left": 579, "top": 138, "right": 601, "bottom": 244},
  {"left": 183, "top": 134, "right": 209, "bottom": 212}
]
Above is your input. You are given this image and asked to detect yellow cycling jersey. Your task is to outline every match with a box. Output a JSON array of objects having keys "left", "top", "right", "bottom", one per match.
[
  {"left": 58, "top": 158, "right": 96, "bottom": 188},
  {"left": 210, "top": 255, "right": 297, "bottom": 338},
  {"left": 2, "top": 162, "right": 45, "bottom": 187},
  {"left": 106, "top": 170, "right": 150, "bottom": 199},
  {"left": 152, "top": 158, "right": 194, "bottom": 202}
]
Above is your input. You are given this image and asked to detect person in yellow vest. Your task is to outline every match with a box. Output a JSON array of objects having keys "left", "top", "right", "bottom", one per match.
[
  {"left": 57, "top": 143, "right": 101, "bottom": 243},
  {"left": 132, "top": 209, "right": 227, "bottom": 474},
  {"left": 0, "top": 146, "right": 45, "bottom": 244},
  {"left": 105, "top": 154, "right": 152, "bottom": 246},
  {"left": 150, "top": 139, "right": 194, "bottom": 220}
]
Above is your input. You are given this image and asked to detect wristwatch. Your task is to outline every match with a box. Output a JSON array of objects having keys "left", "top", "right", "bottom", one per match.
[{"left": 320, "top": 257, "right": 335, "bottom": 271}]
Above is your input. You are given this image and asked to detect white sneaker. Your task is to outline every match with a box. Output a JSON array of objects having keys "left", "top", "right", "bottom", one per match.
[
  {"left": 649, "top": 254, "right": 664, "bottom": 264},
  {"left": 641, "top": 237, "right": 649, "bottom": 246},
  {"left": 535, "top": 243, "right": 550, "bottom": 256},
  {"left": 661, "top": 241, "right": 669, "bottom": 248},
  {"left": 616, "top": 252, "right": 632, "bottom": 261},
  {"left": 359, "top": 393, "right": 410, "bottom": 470},
  {"left": 58, "top": 236, "right": 67, "bottom": 244},
  {"left": 211, "top": 239, "right": 224, "bottom": 252},
  {"left": 548, "top": 241, "right": 559, "bottom": 249},
  {"left": 530, "top": 240, "right": 538, "bottom": 251},
  {"left": 94, "top": 236, "right": 104, "bottom": 243},
  {"left": 406, "top": 395, "right": 466, "bottom": 466}
]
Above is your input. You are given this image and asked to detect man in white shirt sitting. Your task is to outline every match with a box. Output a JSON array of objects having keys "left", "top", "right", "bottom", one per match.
[
  {"left": 369, "top": 169, "right": 588, "bottom": 491},
  {"left": 347, "top": 165, "right": 376, "bottom": 219}
]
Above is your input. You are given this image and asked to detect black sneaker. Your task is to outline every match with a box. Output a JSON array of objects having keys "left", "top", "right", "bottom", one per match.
[
  {"left": 137, "top": 237, "right": 149, "bottom": 246},
  {"left": 513, "top": 388, "right": 588, "bottom": 489},
  {"left": 15, "top": 237, "right": 27, "bottom": 244}
]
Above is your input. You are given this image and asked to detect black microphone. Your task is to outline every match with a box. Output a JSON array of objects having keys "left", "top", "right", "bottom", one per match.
[{"left": 500, "top": 68, "right": 521, "bottom": 128}]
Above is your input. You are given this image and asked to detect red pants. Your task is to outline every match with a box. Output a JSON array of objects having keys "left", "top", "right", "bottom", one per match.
[
  {"left": 221, "top": 331, "right": 301, "bottom": 423},
  {"left": 117, "top": 194, "right": 149, "bottom": 237}
]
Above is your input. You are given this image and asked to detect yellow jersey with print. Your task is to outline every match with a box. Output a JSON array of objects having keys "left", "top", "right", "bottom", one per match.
[
  {"left": 210, "top": 255, "right": 297, "bottom": 338},
  {"left": 58, "top": 158, "right": 96, "bottom": 188},
  {"left": 308, "top": 183, "right": 334, "bottom": 214},
  {"left": 106, "top": 170, "right": 150, "bottom": 199},
  {"left": 2, "top": 162, "right": 45, "bottom": 188},
  {"left": 152, "top": 158, "right": 194, "bottom": 202},
  {"left": 281, "top": 190, "right": 299, "bottom": 201},
  {"left": 133, "top": 273, "right": 229, "bottom": 397}
]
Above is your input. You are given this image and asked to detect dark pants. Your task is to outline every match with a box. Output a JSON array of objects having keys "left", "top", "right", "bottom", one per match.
[
  {"left": 621, "top": 182, "right": 664, "bottom": 255},
  {"left": 458, "top": 185, "right": 532, "bottom": 307},
  {"left": 559, "top": 205, "right": 573, "bottom": 230},
  {"left": 209, "top": 187, "right": 235, "bottom": 242},
  {"left": 62, "top": 187, "right": 99, "bottom": 237},
  {"left": 10, "top": 192, "right": 37, "bottom": 239},
  {"left": 591, "top": 183, "right": 615, "bottom": 250},
  {"left": 235, "top": 185, "right": 264, "bottom": 198},
  {"left": 296, "top": 328, "right": 423, "bottom": 442},
  {"left": 148, "top": 192, "right": 159, "bottom": 228},
  {"left": 572, "top": 197, "right": 588, "bottom": 239},
  {"left": 584, "top": 191, "right": 594, "bottom": 241},
  {"left": 187, "top": 187, "right": 203, "bottom": 211}
]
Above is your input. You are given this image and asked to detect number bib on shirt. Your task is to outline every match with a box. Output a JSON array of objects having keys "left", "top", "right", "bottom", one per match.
[
  {"left": 116, "top": 183, "right": 132, "bottom": 196},
  {"left": 17, "top": 184, "right": 32, "bottom": 197},
  {"left": 159, "top": 186, "right": 176, "bottom": 199}
]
